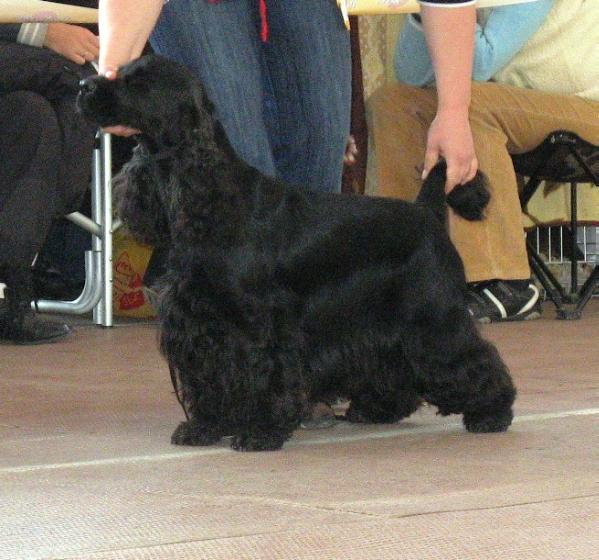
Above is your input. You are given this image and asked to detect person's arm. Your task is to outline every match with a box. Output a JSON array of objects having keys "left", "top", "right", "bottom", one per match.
[
  {"left": 419, "top": 3, "right": 477, "bottom": 190},
  {"left": 0, "top": 23, "right": 98, "bottom": 64},
  {"left": 98, "top": 0, "right": 163, "bottom": 77},
  {"left": 0, "top": 23, "right": 47, "bottom": 45}
]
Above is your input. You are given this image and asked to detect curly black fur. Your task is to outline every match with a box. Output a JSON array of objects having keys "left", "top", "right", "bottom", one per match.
[{"left": 78, "top": 55, "right": 516, "bottom": 451}]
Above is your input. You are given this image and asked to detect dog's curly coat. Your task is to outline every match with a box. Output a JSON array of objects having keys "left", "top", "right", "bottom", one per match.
[{"left": 78, "top": 55, "right": 516, "bottom": 451}]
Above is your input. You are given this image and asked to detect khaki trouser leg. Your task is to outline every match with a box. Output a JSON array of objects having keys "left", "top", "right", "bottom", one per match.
[{"left": 370, "top": 81, "right": 599, "bottom": 283}]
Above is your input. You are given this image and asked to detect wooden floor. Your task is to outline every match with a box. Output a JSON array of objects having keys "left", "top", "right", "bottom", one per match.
[{"left": 1, "top": 301, "right": 598, "bottom": 560}]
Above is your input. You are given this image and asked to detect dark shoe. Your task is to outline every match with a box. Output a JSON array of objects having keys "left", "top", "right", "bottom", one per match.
[
  {"left": 32, "top": 267, "right": 84, "bottom": 301},
  {"left": 0, "top": 295, "right": 71, "bottom": 345},
  {"left": 467, "top": 280, "right": 542, "bottom": 324}
]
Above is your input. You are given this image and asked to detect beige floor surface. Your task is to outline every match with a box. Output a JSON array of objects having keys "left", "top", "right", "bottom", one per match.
[{"left": 1, "top": 301, "right": 598, "bottom": 560}]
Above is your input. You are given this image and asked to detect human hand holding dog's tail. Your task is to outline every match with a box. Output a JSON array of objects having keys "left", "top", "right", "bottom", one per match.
[{"left": 422, "top": 109, "right": 478, "bottom": 194}]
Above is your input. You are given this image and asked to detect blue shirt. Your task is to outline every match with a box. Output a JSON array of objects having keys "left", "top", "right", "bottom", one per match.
[{"left": 395, "top": 0, "right": 556, "bottom": 86}]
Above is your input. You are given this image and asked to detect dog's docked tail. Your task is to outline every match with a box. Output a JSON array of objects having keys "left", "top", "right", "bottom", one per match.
[{"left": 416, "top": 160, "right": 490, "bottom": 223}]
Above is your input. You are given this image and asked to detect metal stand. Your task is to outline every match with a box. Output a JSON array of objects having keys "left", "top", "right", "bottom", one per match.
[
  {"left": 514, "top": 131, "right": 598, "bottom": 320},
  {"left": 34, "top": 132, "right": 118, "bottom": 327}
]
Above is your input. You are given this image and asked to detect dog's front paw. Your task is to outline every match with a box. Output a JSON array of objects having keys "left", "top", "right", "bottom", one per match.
[
  {"left": 171, "top": 420, "right": 222, "bottom": 446},
  {"left": 230, "top": 432, "right": 288, "bottom": 452}
]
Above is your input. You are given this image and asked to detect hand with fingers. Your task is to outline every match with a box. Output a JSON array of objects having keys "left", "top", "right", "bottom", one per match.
[
  {"left": 43, "top": 23, "right": 99, "bottom": 66},
  {"left": 423, "top": 108, "right": 478, "bottom": 192}
]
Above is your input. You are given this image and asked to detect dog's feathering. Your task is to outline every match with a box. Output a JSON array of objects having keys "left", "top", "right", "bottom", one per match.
[{"left": 79, "top": 55, "right": 516, "bottom": 451}]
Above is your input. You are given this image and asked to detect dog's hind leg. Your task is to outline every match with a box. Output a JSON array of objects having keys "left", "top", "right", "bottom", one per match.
[
  {"left": 308, "top": 331, "right": 421, "bottom": 425},
  {"left": 423, "top": 344, "right": 516, "bottom": 433},
  {"left": 406, "top": 306, "right": 516, "bottom": 433},
  {"left": 353, "top": 339, "right": 421, "bottom": 425},
  {"left": 390, "top": 245, "right": 516, "bottom": 433},
  {"left": 457, "top": 340, "right": 516, "bottom": 433}
]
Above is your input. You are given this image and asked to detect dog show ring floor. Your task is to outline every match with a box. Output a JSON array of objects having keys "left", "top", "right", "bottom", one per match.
[{"left": 1, "top": 300, "right": 598, "bottom": 560}]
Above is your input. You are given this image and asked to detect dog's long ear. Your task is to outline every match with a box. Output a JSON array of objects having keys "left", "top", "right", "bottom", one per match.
[
  {"left": 114, "top": 148, "right": 170, "bottom": 245},
  {"left": 193, "top": 86, "right": 243, "bottom": 160},
  {"left": 180, "top": 82, "right": 219, "bottom": 148}
]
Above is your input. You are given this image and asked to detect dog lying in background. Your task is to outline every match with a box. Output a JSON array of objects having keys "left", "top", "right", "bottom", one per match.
[{"left": 78, "top": 55, "right": 516, "bottom": 451}]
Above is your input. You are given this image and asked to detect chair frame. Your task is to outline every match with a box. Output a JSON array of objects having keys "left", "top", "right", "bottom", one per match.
[
  {"left": 515, "top": 130, "right": 598, "bottom": 320},
  {"left": 33, "top": 132, "right": 119, "bottom": 327}
]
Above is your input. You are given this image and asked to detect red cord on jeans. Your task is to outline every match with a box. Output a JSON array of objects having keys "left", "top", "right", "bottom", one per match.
[
  {"left": 259, "top": 0, "right": 268, "bottom": 42},
  {"left": 208, "top": 0, "right": 269, "bottom": 42}
]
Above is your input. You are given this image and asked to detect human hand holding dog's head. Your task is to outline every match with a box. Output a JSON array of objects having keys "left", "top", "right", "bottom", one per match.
[
  {"left": 95, "top": 66, "right": 141, "bottom": 136},
  {"left": 81, "top": 55, "right": 207, "bottom": 141}
]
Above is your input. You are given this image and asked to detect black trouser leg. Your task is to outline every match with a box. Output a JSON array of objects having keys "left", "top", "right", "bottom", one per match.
[
  {"left": 0, "top": 88, "right": 95, "bottom": 281},
  {"left": 0, "top": 91, "right": 61, "bottom": 277}
]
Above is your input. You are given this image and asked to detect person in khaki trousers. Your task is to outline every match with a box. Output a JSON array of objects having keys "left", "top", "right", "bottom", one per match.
[{"left": 371, "top": 0, "right": 599, "bottom": 323}]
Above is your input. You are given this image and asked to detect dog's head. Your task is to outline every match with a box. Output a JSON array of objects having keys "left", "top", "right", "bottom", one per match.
[
  {"left": 78, "top": 55, "right": 242, "bottom": 247},
  {"left": 77, "top": 54, "right": 214, "bottom": 144}
]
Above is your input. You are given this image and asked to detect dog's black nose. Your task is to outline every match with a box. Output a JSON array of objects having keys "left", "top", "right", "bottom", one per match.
[{"left": 79, "top": 77, "right": 97, "bottom": 94}]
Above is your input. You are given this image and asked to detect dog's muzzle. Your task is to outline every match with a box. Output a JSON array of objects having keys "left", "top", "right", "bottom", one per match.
[{"left": 77, "top": 75, "right": 118, "bottom": 126}]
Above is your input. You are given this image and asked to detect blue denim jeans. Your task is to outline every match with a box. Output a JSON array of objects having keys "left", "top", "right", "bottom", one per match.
[{"left": 150, "top": 0, "right": 351, "bottom": 193}]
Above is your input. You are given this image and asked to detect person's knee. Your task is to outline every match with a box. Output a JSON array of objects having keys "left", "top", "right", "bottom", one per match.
[
  {"left": 3, "top": 91, "right": 56, "bottom": 122},
  {"left": 1, "top": 91, "right": 60, "bottom": 147},
  {"left": 370, "top": 82, "right": 433, "bottom": 120},
  {"left": 0, "top": 92, "right": 61, "bottom": 196},
  {"left": 370, "top": 84, "right": 401, "bottom": 115}
]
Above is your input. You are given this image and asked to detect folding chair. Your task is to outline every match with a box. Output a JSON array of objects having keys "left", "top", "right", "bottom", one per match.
[
  {"left": 512, "top": 130, "right": 599, "bottom": 320},
  {"left": 33, "top": 132, "right": 118, "bottom": 327}
]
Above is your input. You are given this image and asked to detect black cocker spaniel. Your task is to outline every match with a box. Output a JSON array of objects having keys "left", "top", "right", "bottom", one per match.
[{"left": 78, "top": 55, "right": 516, "bottom": 451}]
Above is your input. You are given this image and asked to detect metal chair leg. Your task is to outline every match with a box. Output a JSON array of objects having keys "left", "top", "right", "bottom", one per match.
[
  {"left": 572, "top": 265, "right": 599, "bottom": 316},
  {"left": 33, "top": 132, "right": 116, "bottom": 327},
  {"left": 93, "top": 132, "right": 114, "bottom": 327},
  {"left": 527, "top": 242, "right": 567, "bottom": 305},
  {"left": 569, "top": 182, "right": 578, "bottom": 295}
]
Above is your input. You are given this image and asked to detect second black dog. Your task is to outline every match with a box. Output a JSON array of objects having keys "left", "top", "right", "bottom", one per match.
[{"left": 78, "top": 55, "right": 516, "bottom": 451}]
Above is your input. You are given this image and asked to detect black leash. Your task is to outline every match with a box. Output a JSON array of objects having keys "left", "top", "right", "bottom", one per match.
[{"left": 168, "top": 360, "right": 190, "bottom": 421}]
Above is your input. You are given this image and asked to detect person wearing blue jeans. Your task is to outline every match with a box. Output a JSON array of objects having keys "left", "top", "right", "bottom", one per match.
[{"left": 151, "top": 0, "right": 351, "bottom": 192}]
